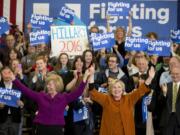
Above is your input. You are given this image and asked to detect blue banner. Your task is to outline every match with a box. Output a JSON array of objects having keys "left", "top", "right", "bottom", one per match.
[
  {"left": 30, "top": 30, "right": 50, "bottom": 46},
  {"left": 125, "top": 37, "right": 149, "bottom": 51},
  {"left": 107, "top": 2, "right": 130, "bottom": 16},
  {"left": 57, "top": 6, "right": 75, "bottom": 24},
  {"left": 30, "top": 14, "right": 53, "bottom": 29},
  {"left": 147, "top": 40, "right": 171, "bottom": 56},
  {"left": 0, "top": 17, "right": 9, "bottom": 35},
  {"left": 91, "top": 32, "right": 115, "bottom": 51},
  {"left": 25, "top": 0, "right": 177, "bottom": 40},
  {"left": 170, "top": 29, "right": 180, "bottom": 44},
  {"left": 0, "top": 87, "right": 21, "bottom": 108}
]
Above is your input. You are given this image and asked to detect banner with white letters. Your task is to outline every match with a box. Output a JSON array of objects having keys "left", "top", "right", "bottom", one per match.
[
  {"left": 0, "top": 87, "right": 21, "bottom": 108},
  {"left": 30, "top": 30, "right": 50, "bottom": 46},
  {"left": 107, "top": 2, "right": 130, "bottom": 16},
  {"left": 90, "top": 32, "right": 115, "bottom": 51},
  {"left": 25, "top": 0, "right": 178, "bottom": 39},
  {"left": 30, "top": 14, "right": 53, "bottom": 29},
  {"left": 58, "top": 6, "right": 75, "bottom": 24}
]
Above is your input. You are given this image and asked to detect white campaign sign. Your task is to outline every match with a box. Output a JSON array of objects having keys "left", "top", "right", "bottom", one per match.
[{"left": 51, "top": 25, "right": 89, "bottom": 57}]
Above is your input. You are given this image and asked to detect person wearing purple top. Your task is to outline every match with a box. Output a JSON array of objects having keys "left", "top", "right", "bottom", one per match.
[{"left": 9, "top": 66, "right": 94, "bottom": 135}]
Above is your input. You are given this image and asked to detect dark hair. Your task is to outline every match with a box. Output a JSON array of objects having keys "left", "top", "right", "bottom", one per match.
[
  {"left": 146, "top": 32, "right": 158, "bottom": 40},
  {"left": 82, "top": 49, "right": 96, "bottom": 69},
  {"left": 9, "top": 48, "right": 22, "bottom": 60},
  {"left": 0, "top": 66, "right": 13, "bottom": 75},
  {"left": 107, "top": 53, "right": 120, "bottom": 64},
  {"left": 72, "top": 55, "right": 85, "bottom": 73},
  {"left": 55, "top": 53, "right": 71, "bottom": 70},
  {"left": 90, "top": 25, "right": 99, "bottom": 33}
]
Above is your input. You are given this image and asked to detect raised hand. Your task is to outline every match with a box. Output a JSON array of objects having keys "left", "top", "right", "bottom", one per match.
[
  {"left": 83, "top": 65, "right": 95, "bottom": 83},
  {"left": 145, "top": 66, "right": 155, "bottom": 85},
  {"left": 148, "top": 66, "right": 156, "bottom": 79}
]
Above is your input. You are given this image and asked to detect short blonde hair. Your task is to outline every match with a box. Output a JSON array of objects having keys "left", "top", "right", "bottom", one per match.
[
  {"left": 45, "top": 73, "right": 64, "bottom": 92},
  {"left": 108, "top": 80, "right": 125, "bottom": 94}
]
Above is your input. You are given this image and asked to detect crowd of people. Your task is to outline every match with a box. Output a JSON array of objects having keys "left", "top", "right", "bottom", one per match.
[{"left": 0, "top": 19, "right": 180, "bottom": 135}]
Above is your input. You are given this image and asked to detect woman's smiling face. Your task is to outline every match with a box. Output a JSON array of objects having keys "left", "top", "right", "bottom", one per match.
[{"left": 111, "top": 82, "right": 124, "bottom": 100}]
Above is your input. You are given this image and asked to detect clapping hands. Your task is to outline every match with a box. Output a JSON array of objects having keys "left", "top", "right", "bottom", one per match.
[{"left": 83, "top": 65, "right": 95, "bottom": 83}]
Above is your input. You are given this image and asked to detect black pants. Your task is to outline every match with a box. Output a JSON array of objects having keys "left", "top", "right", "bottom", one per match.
[
  {"left": 36, "top": 124, "right": 64, "bottom": 135},
  {"left": 161, "top": 113, "right": 180, "bottom": 135}
]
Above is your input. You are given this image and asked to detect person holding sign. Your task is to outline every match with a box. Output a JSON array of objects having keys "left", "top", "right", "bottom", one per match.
[
  {"left": 10, "top": 65, "right": 94, "bottom": 135},
  {"left": 108, "top": 12, "right": 132, "bottom": 58},
  {"left": 0, "top": 66, "right": 24, "bottom": 135},
  {"left": 88, "top": 66, "right": 155, "bottom": 135}
]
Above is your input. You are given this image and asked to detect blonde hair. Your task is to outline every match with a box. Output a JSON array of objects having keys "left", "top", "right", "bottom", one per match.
[
  {"left": 45, "top": 73, "right": 64, "bottom": 92},
  {"left": 108, "top": 80, "right": 125, "bottom": 95}
]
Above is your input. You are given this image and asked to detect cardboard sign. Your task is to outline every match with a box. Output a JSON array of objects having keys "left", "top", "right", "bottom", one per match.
[
  {"left": 0, "top": 87, "right": 21, "bottom": 108},
  {"left": 51, "top": 25, "right": 88, "bottom": 57}
]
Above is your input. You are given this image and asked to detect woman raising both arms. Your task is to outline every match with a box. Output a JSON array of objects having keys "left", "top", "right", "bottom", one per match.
[
  {"left": 88, "top": 66, "right": 155, "bottom": 135},
  {"left": 9, "top": 66, "right": 94, "bottom": 135}
]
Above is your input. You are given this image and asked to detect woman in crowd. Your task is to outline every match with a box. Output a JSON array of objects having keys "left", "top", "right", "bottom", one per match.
[
  {"left": 8, "top": 48, "right": 22, "bottom": 65},
  {"left": 65, "top": 56, "right": 94, "bottom": 135},
  {"left": 54, "top": 53, "right": 72, "bottom": 88},
  {"left": 9, "top": 65, "right": 94, "bottom": 135},
  {"left": 88, "top": 66, "right": 155, "bottom": 135}
]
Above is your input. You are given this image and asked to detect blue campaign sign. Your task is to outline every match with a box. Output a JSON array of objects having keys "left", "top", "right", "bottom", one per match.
[
  {"left": 73, "top": 106, "right": 88, "bottom": 122},
  {"left": 30, "top": 14, "right": 53, "bottom": 29},
  {"left": 53, "top": 15, "right": 85, "bottom": 26},
  {"left": 91, "top": 32, "right": 115, "bottom": 51},
  {"left": 0, "top": 87, "right": 21, "bottom": 108},
  {"left": 170, "top": 30, "right": 180, "bottom": 44},
  {"left": 0, "top": 17, "right": 9, "bottom": 35},
  {"left": 107, "top": 2, "right": 130, "bottom": 16},
  {"left": 57, "top": 6, "right": 75, "bottom": 24},
  {"left": 25, "top": 0, "right": 178, "bottom": 40},
  {"left": 148, "top": 40, "right": 171, "bottom": 56},
  {"left": 30, "top": 30, "right": 50, "bottom": 46},
  {"left": 125, "top": 37, "right": 149, "bottom": 51},
  {"left": 142, "top": 95, "right": 152, "bottom": 122}
]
